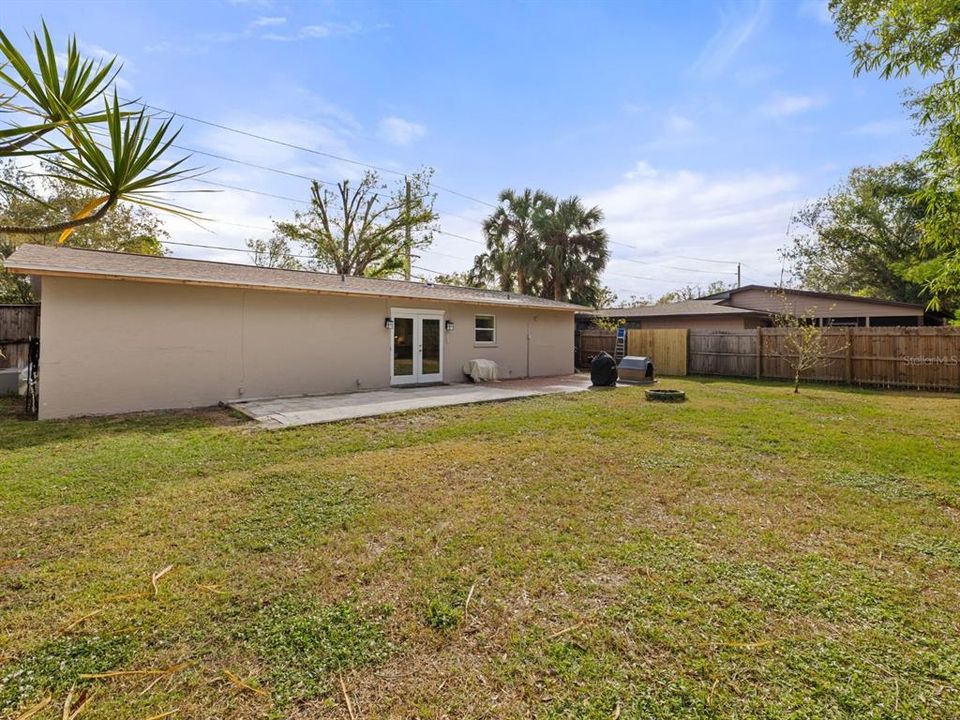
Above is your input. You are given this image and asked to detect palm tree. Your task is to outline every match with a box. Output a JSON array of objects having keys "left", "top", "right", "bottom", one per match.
[
  {"left": 538, "top": 196, "right": 609, "bottom": 303},
  {"left": 478, "top": 188, "right": 551, "bottom": 294}
]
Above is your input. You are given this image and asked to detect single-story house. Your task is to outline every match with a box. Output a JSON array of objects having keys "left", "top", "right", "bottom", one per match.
[
  {"left": 6, "top": 244, "right": 582, "bottom": 419},
  {"left": 581, "top": 285, "right": 928, "bottom": 331}
]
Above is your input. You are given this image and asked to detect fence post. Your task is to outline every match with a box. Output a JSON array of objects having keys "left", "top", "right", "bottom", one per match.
[
  {"left": 845, "top": 327, "right": 853, "bottom": 385},
  {"left": 755, "top": 327, "right": 762, "bottom": 379}
]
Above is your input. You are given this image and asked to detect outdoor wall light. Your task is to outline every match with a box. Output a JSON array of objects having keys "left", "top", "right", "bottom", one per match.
[
  {"left": 384, "top": 317, "right": 394, "bottom": 330},
  {"left": 445, "top": 320, "right": 455, "bottom": 332}
]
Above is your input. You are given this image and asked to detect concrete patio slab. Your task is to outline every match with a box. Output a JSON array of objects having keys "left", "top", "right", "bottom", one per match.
[{"left": 228, "top": 375, "right": 591, "bottom": 428}]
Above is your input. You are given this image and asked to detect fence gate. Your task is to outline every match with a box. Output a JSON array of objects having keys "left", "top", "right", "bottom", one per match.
[
  {"left": 0, "top": 304, "right": 39, "bottom": 369},
  {"left": 626, "top": 329, "right": 688, "bottom": 376},
  {"left": 576, "top": 329, "right": 616, "bottom": 368}
]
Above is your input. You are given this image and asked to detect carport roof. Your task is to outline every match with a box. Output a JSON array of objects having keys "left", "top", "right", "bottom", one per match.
[{"left": 6, "top": 244, "right": 586, "bottom": 311}]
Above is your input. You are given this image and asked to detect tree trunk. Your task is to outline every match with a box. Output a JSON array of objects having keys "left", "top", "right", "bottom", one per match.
[
  {"left": 553, "top": 275, "right": 562, "bottom": 302},
  {"left": 794, "top": 370, "right": 800, "bottom": 393},
  {"left": 0, "top": 196, "right": 116, "bottom": 235}
]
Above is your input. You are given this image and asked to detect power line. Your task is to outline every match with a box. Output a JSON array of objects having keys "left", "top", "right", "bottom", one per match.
[
  {"left": 437, "top": 229, "right": 484, "bottom": 246},
  {"left": 615, "top": 256, "right": 739, "bottom": 276},
  {"left": 18, "top": 115, "right": 751, "bottom": 279},
  {"left": 132, "top": 99, "right": 497, "bottom": 209},
  {"left": 674, "top": 255, "right": 742, "bottom": 266},
  {"left": 159, "top": 238, "right": 452, "bottom": 280}
]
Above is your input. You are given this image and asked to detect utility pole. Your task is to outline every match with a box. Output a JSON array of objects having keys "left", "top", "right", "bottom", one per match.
[
  {"left": 737, "top": 262, "right": 741, "bottom": 288},
  {"left": 404, "top": 176, "right": 412, "bottom": 282}
]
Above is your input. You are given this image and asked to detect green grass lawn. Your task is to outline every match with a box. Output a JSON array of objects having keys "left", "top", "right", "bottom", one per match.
[{"left": 1, "top": 378, "right": 959, "bottom": 719}]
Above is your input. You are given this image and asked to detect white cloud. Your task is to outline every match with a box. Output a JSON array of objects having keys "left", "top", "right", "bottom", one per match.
[
  {"left": 691, "top": 0, "right": 770, "bottom": 77},
  {"left": 262, "top": 22, "right": 363, "bottom": 41},
  {"left": 79, "top": 42, "right": 135, "bottom": 91},
  {"left": 378, "top": 116, "right": 426, "bottom": 146},
  {"left": 636, "top": 111, "right": 702, "bottom": 153},
  {"left": 179, "top": 16, "right": 362, "bottom": 48},
  {"left": 251, "top": 16, "right": 286, "bottom": 28},
  {"left": 849, "top": 119, "right": 906, "bottom": 137},
  {"left": 624, "top": 161, "right": 658, "bottom": 180},
  {"left": 585, "top": 161, "right": 802, "bottom": 298},
  {"left": 760, "top": 93, "right": 822, "bottom": 117},
  {"left": 665, "top": 113, "right": 695, "bottom": 133},
  {"left": 299, "top": 22, "right": 362, "bottom": 39},
  {"left": 798, "top": 0, "right": 832, "bottom": 25},
  {"left": 79, "top": 42, "right": 133, "bottom": 69}
]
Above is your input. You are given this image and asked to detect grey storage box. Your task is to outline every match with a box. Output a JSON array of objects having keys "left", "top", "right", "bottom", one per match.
[
  {"left": 0, "top": 367, "right": 21, "bottom": 396},
  {"left": 617, "top": 356, "right": 655, "bottom": 384}
]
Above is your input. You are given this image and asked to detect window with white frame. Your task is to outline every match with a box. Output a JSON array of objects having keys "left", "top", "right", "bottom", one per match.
[{"left": 474, "top": 314, "right": 495, "bottom": 344}]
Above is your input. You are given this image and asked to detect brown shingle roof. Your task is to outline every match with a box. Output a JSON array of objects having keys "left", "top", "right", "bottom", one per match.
[
  {"left": 701, "top": 284, "right": 925, "bottom": 310},
  {"left": 5, "top": 244, "right": 585, "bottom": 311},
  {"left": 587, "top": 300, "right": 764, "bottom": 318}
]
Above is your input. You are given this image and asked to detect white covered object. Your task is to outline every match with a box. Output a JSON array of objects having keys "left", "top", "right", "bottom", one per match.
[{"left": 462, "top": 359, "right": 499, "bottom": 382}]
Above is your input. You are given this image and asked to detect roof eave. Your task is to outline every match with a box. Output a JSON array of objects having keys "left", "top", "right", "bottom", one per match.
[{"left": 5, "top": 263, "right": 585, "bottom": 312}]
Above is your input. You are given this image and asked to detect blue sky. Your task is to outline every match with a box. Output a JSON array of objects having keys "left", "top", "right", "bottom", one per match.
[{"left": 2, "top": 0, "right": 923, "bottom": 299}]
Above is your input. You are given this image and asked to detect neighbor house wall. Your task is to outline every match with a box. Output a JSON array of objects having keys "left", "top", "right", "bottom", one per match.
[
  {"left": 37, "top": 276, "right": 573, "bottom": 418},
  {"left": 637, "top": 315, "right": 753, "bottom": 331},
  {"left": 725, "top": 288, "right": 922, "bottom": 322}
]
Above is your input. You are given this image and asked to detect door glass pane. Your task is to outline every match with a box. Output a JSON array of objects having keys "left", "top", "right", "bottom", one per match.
[
  {"left": 393, "top": 317, "right": 414, "bottom": 376},
  {"left": 421, "top": 318, "right": 440, "bottom": 375}
]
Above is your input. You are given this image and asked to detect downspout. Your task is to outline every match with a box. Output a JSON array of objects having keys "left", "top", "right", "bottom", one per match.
[
  {"left": 238, "top": 290, "right": 247, "bottom": 398},
  {"left": 526, "top": 316, "right": 531, "bottom": 378}
]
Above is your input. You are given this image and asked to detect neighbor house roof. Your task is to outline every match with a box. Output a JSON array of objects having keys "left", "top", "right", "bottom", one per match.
[
  {"left": 5, "top": 244, "right": 585, "bottom": 311},
  {"left": 587, "top": 299, "right": 764, "bottom": 318},
  {"left": 700, "top": 284, "right": 925, "bottom": 311}
]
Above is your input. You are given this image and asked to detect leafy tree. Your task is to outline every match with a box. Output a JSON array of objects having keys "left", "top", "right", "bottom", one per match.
[
  {"left": 830, "top": 0, "right": 960, "bottom": 307},
  {"left": 1, "top": 162, "right": 168, "bottom": 302},
  {"left": 656, "top": 280, "right": 733, "bottom": 304},
  {"left": 0, "top": 23, "right": 199, "bottom": 239},
  {"left": 274, "top": 170, "right": 436, "bottom": 278},
  {"left": 433, "top": 270, "right": 486, "bottom": 288},
  {"left": 246, "top": 236, "right": 302, "bottom": 270},
  {"left": 770, "top": 292, "right": 847, "bottom": 394},
  {"left": 781, "top": 161, "right": 956, "bottom": 313},
  {"left": 592, "top": 285, "right": 619, "bottom": 309},
  {"left": 591, "top": 315, "right": 625, "bottom": 332},
  {"left": 471, "top": 189, "right": 610, "bottom": 304}
]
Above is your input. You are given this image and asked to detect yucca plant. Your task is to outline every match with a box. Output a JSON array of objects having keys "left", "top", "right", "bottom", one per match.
[
  {"left": 0, "top": 23, "right": 200, "bottom": 238},
  {"left": 0, "top": 22, "right": 118, "bottom": 154}
]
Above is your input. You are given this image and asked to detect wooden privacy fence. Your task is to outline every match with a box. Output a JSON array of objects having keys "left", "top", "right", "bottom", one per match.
[
  {"left": 690, "top": 327, "right": 960, "bottom": 391},
  {"left": 582, "top": 326, "right": 958, "bottom": 388},
  {"left": 0, "top": 304, "right": 39, "bottom": 369},
  {"left": 626, "top": 329, "right": 688, "bottom": 376},
  {"left": 576, "top": 329, "right": 616, "bottom": 367},
  {"left": 576, "top": 328, "right": 690, "bottom": 376},
  {"left": 688, "top": 331, "right": 758, "bottom": 378}
]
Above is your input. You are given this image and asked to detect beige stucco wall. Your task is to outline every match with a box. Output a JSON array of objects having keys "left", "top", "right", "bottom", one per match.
[
  {"left": 638, "top": 315, "right": 753, "bottom": 331},
  {"left": 726, "top": 288, "right": 922, "bottom": 320},
  {"left": 36, "top": 276, "right": 574, "bottom": 419}
]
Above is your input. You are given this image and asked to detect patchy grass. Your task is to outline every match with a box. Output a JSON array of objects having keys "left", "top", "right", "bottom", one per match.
[
  {"left": 0, "top": 378, "right": 958, "bottom": 718},
  {"left": 245, "top": 599, "right": 392, "bottom": 712}
]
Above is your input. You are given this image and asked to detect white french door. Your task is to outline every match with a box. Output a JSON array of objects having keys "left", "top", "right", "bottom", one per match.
[{"left": 391, "top": 310, "right": 444, "bottom": 385}]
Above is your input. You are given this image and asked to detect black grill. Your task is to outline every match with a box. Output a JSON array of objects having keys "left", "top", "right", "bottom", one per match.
[{"left": 590, "top": 351, "right": 618, "bottom": 387}]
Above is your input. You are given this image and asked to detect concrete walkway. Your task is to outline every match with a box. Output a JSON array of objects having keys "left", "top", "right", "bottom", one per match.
[{"left": 228, "top": 375, "right": 591, "bottom": 429}]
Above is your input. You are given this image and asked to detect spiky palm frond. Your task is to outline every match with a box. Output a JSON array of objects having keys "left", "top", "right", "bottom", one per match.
[
  {"left": 0, "top": 92, "right": 203, "bottom": 238},
  {"left": 0, "top": 22, "right": 121, "bottom": 152}
]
